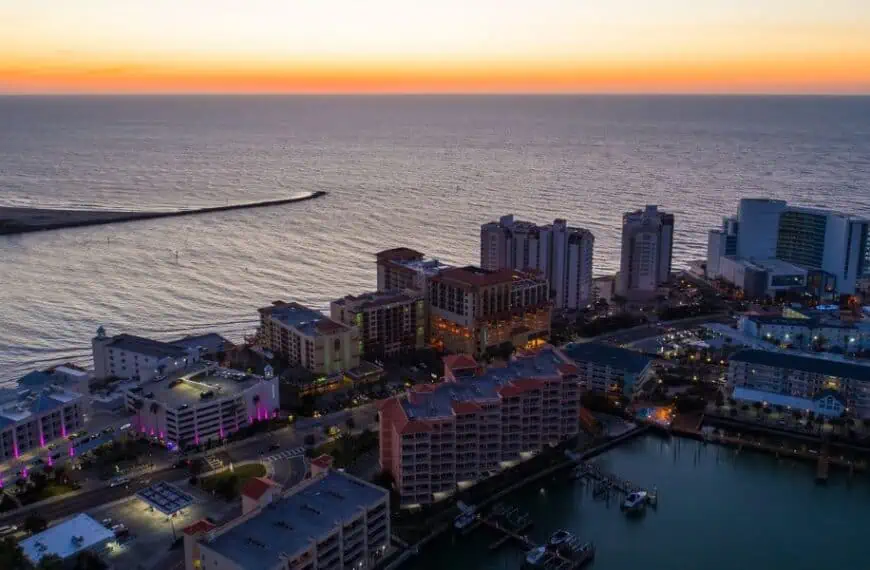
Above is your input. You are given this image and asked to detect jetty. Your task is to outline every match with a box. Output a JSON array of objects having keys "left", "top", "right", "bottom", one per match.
[
  {"left": 0, "top": 191, "right": 327, "bottom": 236},
  {"left": 573, "top": 462, "right": 657, "bottom": 505}
]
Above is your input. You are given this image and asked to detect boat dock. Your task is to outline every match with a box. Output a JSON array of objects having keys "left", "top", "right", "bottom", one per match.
[{"left": 573, "top": 462, "right": 657, "bottom": 505}]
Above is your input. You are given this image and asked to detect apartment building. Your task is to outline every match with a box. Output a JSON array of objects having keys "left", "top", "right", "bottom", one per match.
[
  {"left": 0, "top": 385, "right": 85, "bottom": 461},
  {"left": 330, "top": 290, "right": 426, "bottom": 359},
  {"left": 728, "top": 350, "right": 870, "bottom": 418},
  {"left": 257, "top": 301, "right": 360, "bottom": 376},
  {"left": 738, "top": 314, "right": 869, "bottom": 352},
  {"left": 92, "top": 327, "right": 201, "bottom": 382},
  {"left": 375, "top": 248, "right": 452, "bottom": 293},
  {"left": 618, "top": 205, "right": 675, "bottom": 298},
  {"left": 480, "top": 215, "right": 595, "bottom": 310},
  {"left": 124, "top": 365, "right": 278, "bottom": 448},
  {"left": 561, "top": 342, "right": 654, "bottom": 396},
  {"left": 184, "top": 470, "right": 389, "bottom": 570},
  {"left": 428, "top": 266, "right": 551, "bottom": 357},
  {"left": 378, "top": 346, "right": 580, "bottom": 507}
]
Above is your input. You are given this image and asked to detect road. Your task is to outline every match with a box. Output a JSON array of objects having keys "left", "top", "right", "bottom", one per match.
[{"left": 591, "top": 313, "right": 732, "bottom": 345}]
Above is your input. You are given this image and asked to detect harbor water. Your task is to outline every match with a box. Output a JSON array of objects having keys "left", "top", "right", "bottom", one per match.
[{"left": 415, "top": 435, "right": 870, "bottom": 570}]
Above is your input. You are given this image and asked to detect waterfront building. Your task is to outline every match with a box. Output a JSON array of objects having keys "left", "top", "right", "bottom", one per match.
[
  {"left": 0, "top": 384, "right": 85, "bottom": 461},
  {"left": 183, "top": 469, "right": 389, "bottom": 570},
  {"left": 257, "top": 301, "right": 360, "bottom": 376},
  {"left": 428, "top": 266, "right": 551, "bottom": 356},
  {"left": 480, "top": 215, "right": 595, "bottom": 310},
  {"left": 727, "top": 349, "right": 870, "bottom": 419},
  {"left": 170, "top": 333, "right": 233, "bottom": 360},
  {"left": 730, "top": 386, "right": 845, "bottom": 418},
  {"left": 123, "top": 364, "right": 278, "bottom": 448},
  {"left": 378, "top": 347, "right": 580, "bottom": 508},
  {"left": 618, "top": 205, "right": 674, "bottom": 298},
  {"left": 330, "top": 290, "right": 426, "bottom": 359},
  {"left": 20, "top": 514, "right": 114, "bottom": 566},
  {"left": 715, "top": 257, "right": 808, "bottom": 299},
  {"left": 17, "top": 365, "right": 92, "bottom": 398},
  {"left": 375, "top": 247, "right": 452, "bottom": 294},
  {"left": 706, "top": 198, "right": 870, "bottom": 296},
  {"left": 92, "top": 327, "right": 201, "bottom": 382},
  {"left": 738, "top": 314, "right": 869, "bottom": 352},
  {"left": 561, "top": 343, "right": 655, "bottom": 396}
]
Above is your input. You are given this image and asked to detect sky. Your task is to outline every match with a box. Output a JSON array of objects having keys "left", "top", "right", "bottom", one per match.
[{"left": 1, "top": 0, "right": 869, "bottom": 94}]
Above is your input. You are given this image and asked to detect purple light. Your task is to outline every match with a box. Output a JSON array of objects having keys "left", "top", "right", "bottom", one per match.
[
  {"left": 13, "top": 443, "right": 19, "bottom": 459},
  {"left": 219, "top": 426, "right": 224, "bottom": 439},
  {"left": 61, "top": 423, "right": 67, "bottom": 438},
  {"left": 39, "top": 433, "right": 45, "bottom": 448},
  {"left": 22, "top": 468, "right": 28, "bottom": 479},
  {"left": 159, "top": 431, "right": 164, "bottom": 440},
  {"left": 69, "top": 446, "right": 75, "bottom": 457},
  {"left": 47, "top": 454, "right": 53, "bottom": 467}
]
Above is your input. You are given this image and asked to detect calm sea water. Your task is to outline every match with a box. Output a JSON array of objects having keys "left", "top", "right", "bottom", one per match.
[
  {"left": 416, "top": 435, "right": 870, "bottom": 570},
  {"left": 1, "top": 96, "right": 870, "bottom": 383}
]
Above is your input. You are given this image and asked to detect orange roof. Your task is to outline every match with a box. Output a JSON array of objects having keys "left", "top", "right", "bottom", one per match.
[
  {"left": 183, "top": 519, "right": 216, "bottom": 535},
  {"left": 444, "top": 354, "right": 478, "bottom": 370},
  {"left": 435, "top": 266, "right": 516, "bottom": 288},
  {"left": 558, "top": 363, "right": 578, "bottom": 375},
  {"left": 311, "top": 454, "right": 334, "bottom": 468},
  {"left": 241, "top": 477, "right": 278, "bottom": 501},
  {"left": 451, "top": 400, "right": 482, "bottom": 414},
  {"left": 399, "top": 420, "right": 433, "bottom": 435}
]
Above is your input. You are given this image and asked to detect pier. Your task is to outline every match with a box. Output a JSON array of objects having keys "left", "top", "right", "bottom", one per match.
[
  {"left": 0, "top": 191, "right": 327, "bottom": 235},
  {"left": 573, "top": 462, "right": 657, "bottom": 506}
]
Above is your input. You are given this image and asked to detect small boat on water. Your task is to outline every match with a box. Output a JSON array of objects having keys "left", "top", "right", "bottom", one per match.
[
  {"left": 453, "top": 511, "right": 478, "bottom": 533},
  {"left": 523, "top": 546, "right": 549, "bottom": 568},
  {"left": 548, "top": 529, "right": 575, "bottom": 548},
  {"left": 622, "top": 490, "right": 648, "bottom": 513}
]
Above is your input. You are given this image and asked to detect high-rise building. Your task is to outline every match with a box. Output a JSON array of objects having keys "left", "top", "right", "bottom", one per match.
[
  {"left": 480, "top": 215, "right": 595, "bottom": 310},
  {"left": 428, "top": 266, "right": 551, "bottom": 356},
  {"left": 617, "top": 206, "right": 674, "bottom": 297},
  {"left": 378, "top": 347, "right": 580, "bottom": 507},
  {"left": 330, "top": 290, "right": 426, "bottom": 359},
  {"left": 375, "top": 248, "right": 451, "bottom": 294}
]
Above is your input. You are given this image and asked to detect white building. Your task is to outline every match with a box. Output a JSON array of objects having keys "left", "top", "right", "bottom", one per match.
[
  {"left": 716, "top": 257, "right": 808, "bottom": 299},
  {"left": 183, "top": 469, "right": 389, "bottom": 570},
  {"left": 0, "top": 384, "right": 85, "bottom": 461},
  {"left": 618, "top": 205, "right": 674, "bottom": 298},
  {"left": 20, "top": 514, "right": 114, "bottom": 566},
  {"left": 92, "top": 327, "right": 201, "bottom": 383},
  {"left": 124, "top": 365, "right": 278, "bottom": 448},
  {"left": 738, "top": 314, "right": 870, "bottom": 352},
  {"left": 480, "top": 215, "right": 595, "bottom": 310}
]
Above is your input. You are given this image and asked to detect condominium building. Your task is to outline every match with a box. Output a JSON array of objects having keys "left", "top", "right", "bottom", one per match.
[
  {"left": 257, "top": 301, "right": 360, "bottom": 376},
  {"left": 428, "top": 266, "right": 551, "bottom": 356},
  {"left": 375, "top": 248, "right": 452, "bottom": 294},
  {"left": 92, "top": 327, "right": 202, "bottom": 382},
  {"left": 184, "top": 469, "right": 389, "bottom": 570},
  {"left": 0, "top": 385, "right": 85, "bottom": 461},
  {"left": 561, "top": 342, "right": 655, "bottom": 396},
  {"left": 124, "top": 365, "right": 278, "bottom": 448},
  {"left": 728, "top": 349, "right": 870, "bottom": 419},
  {"left": 707, "top": 198, "right": 870, "bottom": 296},
  {"left": 330, "top": 290, "right": 426, "bottom": 359},
  {"left": 378, "top": 346, "right": 580, "bottom": 507},
  {"left": 618, "top": 205, "right": 674, "bottom": 298},
  {"left": 738, "top": 314, "right": 870, "bottom": 352},
  {"left": 480, "top": 215, "right": 595, "bottom": 310}
]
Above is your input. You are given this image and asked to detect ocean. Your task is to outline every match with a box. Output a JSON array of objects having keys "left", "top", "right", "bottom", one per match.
[{"left": 1, "top": 95, "right": 869, "bottom": 383}]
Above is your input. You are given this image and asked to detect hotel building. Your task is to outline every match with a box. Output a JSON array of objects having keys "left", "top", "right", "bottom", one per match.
[
  {"left": 92, "top": 327, "right": 202, "bottom": 382},
  {"left": 330, "top": 290, "right": 426, "bottom": 359},
  {"left": 0, "top": 384, "right": 85, "bottom": 461},
  {"left": 738, "top": 314, "right": 870, "bottom": 352},
  {"left": 561, "top": 342, "right": 655, "bottom": 396},
  {"left": 728, "top": 349, "right": 870, "bottom": 419},
  {"left": 375, "top": 248, "right": 452, "bottom": 294},
  {"left": 617, "top": 205, "right": 675, "bottom": 298},
  {"left": 123, "top": 365, "right": 278, "bottom": 448},
  {"left": 428, "top": 266, "right": 551, "bottom": 357},
  {"left": 480, "top": 215, "right": 595, "bottom": 310},
  {"left": 184, "top": 469, "right": 389, "bottom": 570},
  {"left": 257, "top": 301, "right": 360, "bottom": 376},
  {"left": 378, "top": 346, "right": 580, "bottom": 507}
]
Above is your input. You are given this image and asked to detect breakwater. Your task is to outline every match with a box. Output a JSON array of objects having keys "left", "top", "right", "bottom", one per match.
[{"left": 0, "top": 191, "right": 327, "bottom": 235}]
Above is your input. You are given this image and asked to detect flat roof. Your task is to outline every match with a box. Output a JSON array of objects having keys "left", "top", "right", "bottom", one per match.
[
  {"left": 206, "top": 471, "right": 387, "bottom": 568},
  {"left": 730, "top": 257, "right": 807, "bottom": 275},
  {"left": 731, "top": 349, "right": 870, "bottom": 381},
  {"left": 746, "top": 315, "right": 856, "bottom": 330},
  {"left": 332, "top": 290, "right": 419, "bottom": 310},
  {"left": 106, "top": 334, "right": 190, "bottom": 359},
  {"left": 142, "top": 368, "right": 265, "bottom": 409},
  {"left": 562, "top": 343, "right": 653, "bottom": 375},
  {"left": 261, "top": 302, "right": 350, "bottom": 337},
  {"left": 435, "top": 266, "right": 517, "bottom": 288},
  {"left": 20, "top": 514, "right": 114, "bottom": 563},
  {"left": 136, "top": 482, "right": 194, "bottom": 515}
]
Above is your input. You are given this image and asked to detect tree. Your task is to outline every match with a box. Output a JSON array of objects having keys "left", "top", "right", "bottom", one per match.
[
  {"left": 37, "top": 554, "right": 64, "bottom": 570},
  {"left": 133, "top": 399, "right": 145, "bottom": 429},
  {"left": 23, "top": 514, "right": 48, "bottom": 534},
  {"left": 74, "top": 551, "right": 108, "bottom": 570},
  {"left": 0, "top": 537, "right": 30, "bottom": 570}
]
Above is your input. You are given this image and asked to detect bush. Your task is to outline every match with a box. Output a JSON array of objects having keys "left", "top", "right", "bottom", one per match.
[{"left": 23, "top": 514, "right": 47, "bottom": 533}]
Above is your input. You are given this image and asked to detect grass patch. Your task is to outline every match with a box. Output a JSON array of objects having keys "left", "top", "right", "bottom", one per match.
[{"left": 200, "top": 463, "right": 266, "bottom": 500}]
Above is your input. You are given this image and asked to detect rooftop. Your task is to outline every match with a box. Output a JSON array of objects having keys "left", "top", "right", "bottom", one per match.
[
  {"left": 731, "top": 387, "right": 843, "bottom": 417},
  {"left": 332, "top": 290, "right": 419, "bottom": 311},
  {"left": 261, "top": 301, "right": 350, "bottom": 337},
  {"left": 0, "top": 386, "right": 83, "bottom": 423},
  {"left": 731, "top": 349, "right": 870, "bottom": 381},
  {"left": 171, "top": 333, "right": 232, "bottom": 353},
  {"left": 241, "top": 477, "right": 279, "bottom": 501},
  {"left": 376, "top": 247, "right": 424, "bottom": 262},
  {"left": 562, "top": 343, "right": 654, "bottom": 375},
  {"left": 746, "top": 314, "right": 856, "bottom": 330},
  {"left": 136, "top": 481, "right": 194, "bottom": 515},
  {"left": 435, "top": 266, "right": 517, "bottom": 288},
  {"left": 105, "top": 333, "right": 190, "bottom": 359},
  {"left": 206, "top": 471, "right": 387, "bottom": 568},
  {"left": 138, "top": 367, "right": 268, "bottom": 409},
  {"left": 20, "top": 514, "right": 114, "bottom": 563},
  {"left": 729, "top": 257, "right": 807, "bottom": 275}
]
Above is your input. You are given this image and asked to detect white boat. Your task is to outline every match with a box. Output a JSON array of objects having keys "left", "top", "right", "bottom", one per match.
[
  {"left": 622, "top": 491, "right": 648, "bottom": 512},
  {"left": 548, "top": 529, "right": 575, "bottom": 548},
  {"left": 453, "top": 511, "right": 478, "bottom": 532},
  {"left": 524, "top": 546, "right": 549, "bottom": 567}
]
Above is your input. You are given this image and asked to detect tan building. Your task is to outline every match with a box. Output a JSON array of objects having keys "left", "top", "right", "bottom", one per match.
[
  {"left": 330, "top": 290, "right": 426, "bottom": 360},
  {"left": 375, "top": 248, "right": 451, "bottom": 294},
  {"left": 428, "top": 266, "right": 551, "bottom": 356},
  {"left": 257, "top": 301, "right": 360, "bottom": 376}
]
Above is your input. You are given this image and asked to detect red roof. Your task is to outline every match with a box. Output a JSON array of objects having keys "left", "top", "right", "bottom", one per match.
[
  {"left": 311, "top": 454, "right": 334, "bottom": 469},
  {"left": 444, "top": 354, "right": 478, "bottom": 370},
  {"left": 376, "top": 247, "right": 424, "bottom": 262},
  {"left": 241, "top": 477, "right": 278, "bottom": 501},
  {"left": 558, "top": 363, "right": 578, "bottom": 375},
  {"left": 435, "top": 266, "right": 516, "bottom": 288},
  {"left": 183, "top": 519, "right": 216, "bottom": 535},
  {"left": 399, "top": 420, "right": 433, "bottom": 435}
]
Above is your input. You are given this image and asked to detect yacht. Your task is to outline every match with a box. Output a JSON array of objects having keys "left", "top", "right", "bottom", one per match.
[
  {"left": 622, "top": 490, "right": 648, "bottom": 513},
  {"left": 548, "top": 529, "right": 575, "bottom": 548}
]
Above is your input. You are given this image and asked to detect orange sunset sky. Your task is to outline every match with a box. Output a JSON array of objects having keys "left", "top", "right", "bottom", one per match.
[{"left": 1, "top": 0, "right": 869, "bottom": 94}]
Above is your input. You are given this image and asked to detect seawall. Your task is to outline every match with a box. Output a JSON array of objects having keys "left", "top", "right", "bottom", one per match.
[{"left": 0, "top": 191, "right": 327, "bottom": 236}]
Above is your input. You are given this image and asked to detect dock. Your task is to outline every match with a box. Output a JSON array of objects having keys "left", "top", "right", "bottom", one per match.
[{"left": 573, "top": 462, "right": 657, "bottom": 506}]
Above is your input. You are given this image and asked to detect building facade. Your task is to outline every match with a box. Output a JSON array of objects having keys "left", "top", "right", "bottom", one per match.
[
  {"left": 738, "top": 314, "right": 869, "bottom": 352},
  {"left": 185, "top": 470, "right": 389, "bottom": 570},
  {"left": 258, "top": 301, "right": 360, "bottom": 376},
  {"left": 480, "top": 215, "right": 595, "bottom": 310},
  {"left": 561, "top": 342, "right": 655, "bottom": 396},
  {"left": 330, "top": 290, "right": 426, "bottom": 359},
  {"left": 0, "top": 385, "right": 85, "bottom": 461},
  {"left": 728, "top": 349, "right": 870, "bottom": 419},
  {"left": 92, "top": 327, "right": 201, "bottom": 382},
  {"left": 378, "top": 347, "right": 580, "bottom": 507},
  {"left": 618, "top": 205, "right": 674, "bottom": 298},
  {"left": 428, "top": 266, "right": 551, "bottom": 356},
  {"left": 375, "top": 248, "right": 451, "bottom": 294}
]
